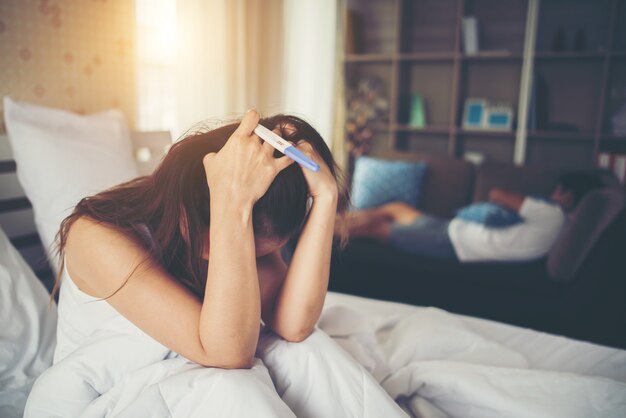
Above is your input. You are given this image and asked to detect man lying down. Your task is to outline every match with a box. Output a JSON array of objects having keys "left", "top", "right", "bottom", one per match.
[
  {"left": 341, "top": 172, "right": 603, "bottom": 262},
  {"left": 24, "top": 111, "right": 407, "bottom": 417}
]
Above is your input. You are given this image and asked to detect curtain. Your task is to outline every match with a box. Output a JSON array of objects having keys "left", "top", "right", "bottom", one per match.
[
  {"left": 175, "top": 0, "right": 285, "bottom": 139},
  {"left": 282, "top": 0, "right": 338, "bottom": 144},
  {"left": 137, "top": 0, "right": 339, "bottom": 147}
]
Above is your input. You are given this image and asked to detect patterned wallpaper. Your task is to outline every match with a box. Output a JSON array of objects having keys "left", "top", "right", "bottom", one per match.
[{"left": 0, "top": 0, "right": 137, "bottom": 133}]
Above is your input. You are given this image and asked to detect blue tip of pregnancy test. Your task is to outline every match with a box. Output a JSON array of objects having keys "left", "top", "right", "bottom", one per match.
[{"left": 284, "top": 146, "right": 320, "bottom": 172}]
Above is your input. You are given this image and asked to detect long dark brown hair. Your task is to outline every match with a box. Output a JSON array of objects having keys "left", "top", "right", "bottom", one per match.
[{"left": 50, "top": 114, "right": 350, "bottom": 301}]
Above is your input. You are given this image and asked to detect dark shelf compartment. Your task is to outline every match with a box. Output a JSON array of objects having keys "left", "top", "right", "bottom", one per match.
[
  {"left": 535, "top": 0, "right": 612, "bottom": 55},
  {"left": 397, "top": 61, "right": 455, "bottom": 128},
  {"left": 400, "top": 0, "right": 458, "bottom": 53},
  {"left": 346, "top": 0, "right": 397, "bottom": 55},
  {"left": 464, "top": 0, "right": 529, "bottom": 54}
]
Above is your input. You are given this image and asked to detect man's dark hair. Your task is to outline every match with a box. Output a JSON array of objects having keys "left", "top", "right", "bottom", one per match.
[{"left": 554, "top": 171, "right": 604, "bottom": 207}]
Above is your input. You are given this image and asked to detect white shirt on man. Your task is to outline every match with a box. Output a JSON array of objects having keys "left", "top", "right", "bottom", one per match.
[{"left": 448, "top": 197, "right": 566, "bottom": 262}]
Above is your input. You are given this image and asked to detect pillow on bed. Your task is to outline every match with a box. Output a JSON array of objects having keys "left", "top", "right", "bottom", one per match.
[
  {"left": 455, "top": 202, "right": 523, "bottom": 228},
  {"left": 3, "top": 97, "right": 139, "bottom": 273},
  {"left": 0, "top": 226, "right": 57, "bottom": 418},
  {"left": 351, "top": 156, "right": 428, "bottom": 210}
]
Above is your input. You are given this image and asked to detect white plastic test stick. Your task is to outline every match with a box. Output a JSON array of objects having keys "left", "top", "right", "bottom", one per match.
[{"left": 254, "top": 124, "right": 320, "bottom": 172}]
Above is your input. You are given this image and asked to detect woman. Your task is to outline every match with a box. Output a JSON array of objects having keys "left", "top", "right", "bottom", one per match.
[
  {"left": 26, "top": 110, "right": 407, "bottom": 416},
  {"left": 47, "top": 109, "right": 348, "bottom": 367}
]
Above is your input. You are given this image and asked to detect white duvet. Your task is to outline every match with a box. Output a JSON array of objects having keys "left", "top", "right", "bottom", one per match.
[{"left": 23, "top": 297, "right": 626, "bottom": 418}]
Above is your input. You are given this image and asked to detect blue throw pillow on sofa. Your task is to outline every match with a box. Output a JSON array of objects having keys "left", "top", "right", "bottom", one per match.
[
  {"left": 455, "top": 202, "right": 523, "bottom": 228},
  {"left": 351, "top": 156, "right": 428, "bottom": 210}
]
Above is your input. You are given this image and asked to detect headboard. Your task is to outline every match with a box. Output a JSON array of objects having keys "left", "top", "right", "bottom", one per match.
[{"left": 0, "top": 131, "right": 172, "bottom": 293}]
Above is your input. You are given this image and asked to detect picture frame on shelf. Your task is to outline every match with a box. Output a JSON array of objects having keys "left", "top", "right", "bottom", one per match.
[
  {"left": 463, "top": 99, "right": 514, "bottom": 131},
  {"left": 463, "top": 98, "right": 488, "bottom": 129},
  {"left": 485, "top": 104, "right": 513, "bottom": 131}
]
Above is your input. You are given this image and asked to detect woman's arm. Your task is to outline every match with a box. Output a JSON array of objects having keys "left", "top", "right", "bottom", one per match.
[
  {"left": 264, "top": 141, "right": 339, "bottom": 342},
  {"left": 199, "top": 197, "right": 261, "bottom": 368},
  {"left": 67, "top": 216, "right": 257, "bottom": 369}
]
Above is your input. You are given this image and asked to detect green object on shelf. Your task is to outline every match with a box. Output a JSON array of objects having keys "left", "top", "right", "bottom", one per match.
[{"left": 409, "top": 94, "right": 426, "bottom": 127}]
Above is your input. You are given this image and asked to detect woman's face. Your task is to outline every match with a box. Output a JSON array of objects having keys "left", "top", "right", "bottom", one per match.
[{"left": 254, "top": 235, "right": 289, "bottom": 258}]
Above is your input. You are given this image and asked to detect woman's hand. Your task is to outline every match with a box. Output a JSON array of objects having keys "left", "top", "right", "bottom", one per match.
[
  {"left": 203, "top": 110, "right": 294, "bottom": 208},
  {"left": 292, "top": 140, "right": 338, "bottom": 201}
]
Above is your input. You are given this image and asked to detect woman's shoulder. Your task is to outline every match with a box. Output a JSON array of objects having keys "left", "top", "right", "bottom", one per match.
[{"left": 66, "top": 216, "right": 154, "bottom": 298}]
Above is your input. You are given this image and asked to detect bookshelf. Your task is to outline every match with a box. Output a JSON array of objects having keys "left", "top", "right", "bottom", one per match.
[{"left": 342, "top": 0, "right": 626, "bottom": 169}]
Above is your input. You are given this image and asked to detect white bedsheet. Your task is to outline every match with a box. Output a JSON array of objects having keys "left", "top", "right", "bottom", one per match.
[
  {"left": 24, "top": 314, "right": 406, "bottom": 418},
  {"left": 20, "top": 291, "right": 626, "bottom": 418},
  {"left": 322, "top": 293, "right": 626, "bottom": 417}
]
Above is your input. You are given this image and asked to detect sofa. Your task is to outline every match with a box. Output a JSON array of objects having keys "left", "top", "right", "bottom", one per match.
[{"left": 328, "top": 151, "right": 626, "bottom": 349}]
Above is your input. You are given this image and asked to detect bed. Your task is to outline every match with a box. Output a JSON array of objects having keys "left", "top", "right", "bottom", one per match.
[{"left": 1, "top": 98, "right": 625, "bottom": 417}]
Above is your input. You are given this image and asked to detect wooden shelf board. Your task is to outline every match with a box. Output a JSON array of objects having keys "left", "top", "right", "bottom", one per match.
[
  {"left": 534, "top": 51, "right": 606, "bottom": 60},
  {"left": 457, "top": 129, "right": 515, "bottom": 138},
  {"left": 462, "top": 51, "right": 523, "bottom": 61},
  {"left": 394, "top": 125, "right": 451, "bottom": 134},
  {"left": 398, "top": 52, "right": 456, "bottom": 62},
  {"left": 345, "top": 54, "right": 393, "bottom": 63},
  {"left": 528, "top": 130, "right": 595, "bottom": 140}
]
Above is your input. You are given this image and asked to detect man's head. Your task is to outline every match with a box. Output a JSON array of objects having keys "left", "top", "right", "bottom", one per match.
[{"left": 551, "top": 172, "right": 603, "bottom": 211}]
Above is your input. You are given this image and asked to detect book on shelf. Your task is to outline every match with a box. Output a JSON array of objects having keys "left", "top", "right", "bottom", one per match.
[
  {"left": 597, "top": 152, "right": 626, "bottom": 184},
  {"left": 462, "top": 17, "right": 479, "bottom": 54}
]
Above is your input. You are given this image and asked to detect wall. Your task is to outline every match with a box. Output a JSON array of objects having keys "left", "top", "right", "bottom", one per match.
[{"left": 0, "top": 0, "right": 136, "bottom": 133}]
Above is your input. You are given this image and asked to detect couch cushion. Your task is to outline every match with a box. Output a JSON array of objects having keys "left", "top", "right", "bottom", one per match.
[
  {"left": 377, "top": 151, "right": 474, "bottom": 217},
  {"left": 456, "top": 202, "right": 523, "bottom": 228},
  {"left": 350, "top": 156, "right": 428, "bottom": 209},
  {"left": 547, "top": 186, "right": 625, "bottom": 281},
  {"left": 472, "top": 162, "right": 566, "bottom": 202}
]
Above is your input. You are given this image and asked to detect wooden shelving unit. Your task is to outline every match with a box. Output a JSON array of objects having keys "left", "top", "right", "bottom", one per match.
[{"left": 342, "top": 0, "right": 626, "bottom": 168}]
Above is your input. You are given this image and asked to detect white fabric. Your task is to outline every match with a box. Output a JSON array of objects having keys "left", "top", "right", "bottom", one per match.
[
  {"left": 23, "top": 274, "right": 626, "bottom": 417},
  {"left": 25, "top": 261, "right": 406, "bottom": 417},
  {"left": 52, "top": 256, "right": 120, "bottom": 365},
  {"left": 0, "top": 227, "right": 57, "bottom": 418},
  {"left": 3, "top": 97, "right": 139, "bottom": 273},
  {"left": 448, "top": 197, "right": 566, "bottom": 262},
  {"left": 322, "top": 293, "right": 626, "bottom": 418}
]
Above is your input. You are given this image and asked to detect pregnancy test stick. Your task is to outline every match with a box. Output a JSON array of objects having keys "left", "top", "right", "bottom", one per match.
[{"left": 254, "top": 124, "right": 320, "bottom": 172}]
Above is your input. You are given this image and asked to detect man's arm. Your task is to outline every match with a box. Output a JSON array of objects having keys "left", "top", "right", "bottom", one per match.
[{"left": 488, "top": 187, "right": 526, "bottom": 213}]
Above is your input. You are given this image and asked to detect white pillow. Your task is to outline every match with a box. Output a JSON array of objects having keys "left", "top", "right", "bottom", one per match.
[
  {"left": 0, "top": 226, "right": 57, "bottom": 418},
  {"left": 3, "top": 97, "right": 139, "bottom": 274}
]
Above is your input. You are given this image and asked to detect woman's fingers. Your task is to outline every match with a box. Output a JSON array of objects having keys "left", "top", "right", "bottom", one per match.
[
  {"left": 274, "top": 155, "right": 294, "bottom": 172},
  {"left": 235, "top": 109, "right": 261, "bottom": 137},
  {"left": 261, "top": 133, "right": 276, "bottom": 156}
]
